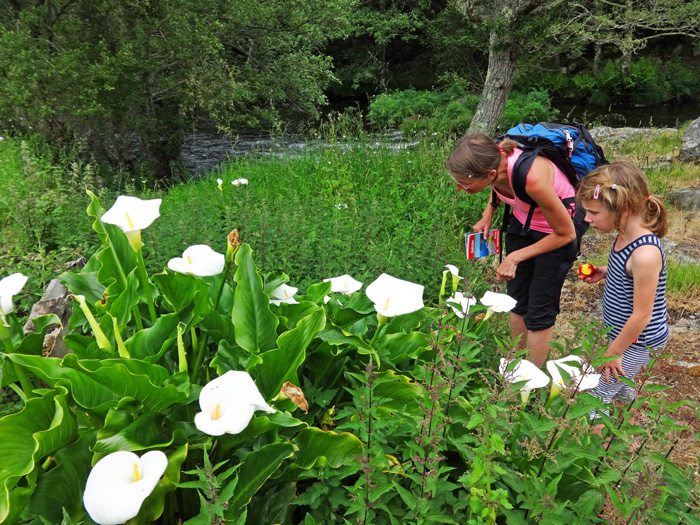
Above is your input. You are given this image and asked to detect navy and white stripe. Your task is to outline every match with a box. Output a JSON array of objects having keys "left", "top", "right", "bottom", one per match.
[
  {"left": 602, "top": 234, "right": 668, "bottom": 350},
  {"left": 589, "top": 234, "right": 668, "bottom": 419}
]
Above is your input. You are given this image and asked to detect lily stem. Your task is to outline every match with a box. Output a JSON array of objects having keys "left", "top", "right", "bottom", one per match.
[{"left": 135, "top": 248, "right": 157, "bottom": 324}]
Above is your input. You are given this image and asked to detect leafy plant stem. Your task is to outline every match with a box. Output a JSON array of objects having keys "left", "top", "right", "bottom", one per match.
[
  {"left": 135, "top": 248, "right": 157, "bottom": 324},
  {"left": 510, "top": 403, "right": 526, "bottom": 457},
  {"left": 191, "top": 333, "right": 210, "bottom": 384},
  {"left": 443, "top": 313, "right": 470, "bottom": 436},
  {"left": 131, "top": 305, "right": 144, "bottom": 331},
  {"left": 6, "top": 360, "right": 34, "bottom": 400}
]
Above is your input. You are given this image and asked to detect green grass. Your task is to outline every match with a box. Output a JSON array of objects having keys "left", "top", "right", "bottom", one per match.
[
  {"left": 666, "top": 260, "right": 700, "bottom": 294},
  {"left": 0, "top": 134, "right": 502, "bottom": 315}
]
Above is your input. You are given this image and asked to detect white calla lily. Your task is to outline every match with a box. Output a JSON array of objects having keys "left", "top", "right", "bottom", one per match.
[
  {"left": 269, "top": 284, "right": 299, "bottom": 305},
  {"left": 446, "top": 291, "right": 477, "bottom": 318},
  {"left": 499, "top": 357, "right": 551, "bottom": 403},
  {"left": 194, "top": 371, "right": 275, "bottom": 436},
  {"left": 167, "top": 245, "right": 225, "bottom": 277},
  {"left": 0, "top": 273, "right": 28, "bottom": 327},
  {"left": 480, "top": 291, "right": 517, "bottom": 321},
  {"left": 231, "top": 178, "right": 248, "bottom": 186},
  {"left": 216, "top": 178, "right": 223, "bottom": 191},
  {"left": 83, "top": 450, "right": 168, "bottom": 525},
  {"left": 101, "top": 196, "right": 162, "bottom": 251},
  {"left": 366, "top": 273, "right": 424, "bottom": 318},
  {"left": 546, "top": 355, "right": 601, "bottom": 396},
  {"left": 323, "top": 274, "right": 363, "bottom": 295},
  {"left": 444, "top": 264, "right": 462, "bottom": 278}
]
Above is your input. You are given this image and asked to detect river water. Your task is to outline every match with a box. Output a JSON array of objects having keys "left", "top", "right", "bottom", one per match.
[{"left": 180, "top": 102, "right": 700, "bottom": 177}]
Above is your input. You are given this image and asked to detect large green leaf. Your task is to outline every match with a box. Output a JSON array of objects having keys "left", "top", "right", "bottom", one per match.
[
  {"left": 0, "top": 388, "right": 78, "bottom": 522},
  {"left": 373, "top": 370, "right": 427, "bottom": 416},
  {"left": 153, "top": 271, "right": 210, "bottom": 314},
  {"left": 59, "top": 269, "right": 106, "bottom": 307},
  {"left": 8, "top": 354, "right": 189, "bottom": 415},
  {"left": 255, "top": 307, "right": 326, "bottom": 399},
  {"left": 94, "top": 411, "right": 172, "bottom": 457},
  {"left": 376, "top": 332, "right": 428, "bottom": 366},
  {"left": 232, "top": 244, "right": 279, "bottom": 353},
  {"left": 23, "top": 431, "right": 97, "bottom": 523},
  {"left": 292, "top": 428, "right": 363, "bottom": 468},
  {"left": 124, "top": 313, "right": 179, "bottom": 362},
  {"left": 211, "top": 340, "right": 263, "bottom": 376},
  {"left": 225, "top": 442, "right": 297, "bottom": 516},
  {"left": 108, "top": 269, "right": 140, "bottom": 326}
]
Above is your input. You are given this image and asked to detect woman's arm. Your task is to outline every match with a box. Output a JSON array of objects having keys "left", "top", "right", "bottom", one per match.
[
  {"left": 496, "top": 157, "right": 576, "bottom": 281},
  {"left": 602, "top": 244, "right": 662, "bottom": 382}
]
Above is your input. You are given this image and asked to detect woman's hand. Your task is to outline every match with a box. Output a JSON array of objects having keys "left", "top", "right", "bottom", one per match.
[
  {"left": 473, "top": 216, "right": 492, "bottom": 239},
  {"left": 496, "top": 254, "right": 518, "bottom": 282},
  {"left": 603, "top": 355, "right": 625, "bottom": 383}
]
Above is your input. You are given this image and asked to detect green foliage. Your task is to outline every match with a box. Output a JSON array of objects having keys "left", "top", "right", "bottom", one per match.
[{"left": 367, "top": 86, "right": 557, "bottom": 135}]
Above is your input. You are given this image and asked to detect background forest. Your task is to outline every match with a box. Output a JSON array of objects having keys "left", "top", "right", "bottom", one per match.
[{"left": 1, "top": 0, "right": 700, "bottom": 184}]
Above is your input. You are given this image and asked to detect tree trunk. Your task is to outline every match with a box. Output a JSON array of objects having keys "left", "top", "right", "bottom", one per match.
[
  {"left": 593, "top": 43, "right": 603, "bottom": 78},
  {"left": 468, "top": 30, "right": 519, "bottom": 136}
]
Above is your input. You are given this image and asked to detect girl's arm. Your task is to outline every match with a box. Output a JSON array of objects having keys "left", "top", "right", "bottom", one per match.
[
  {"left": 496, "top": 157, "right": 576, "bottom": 281},
  {"left": 602, "top": 244, "right": 663, "bottom": 382}
]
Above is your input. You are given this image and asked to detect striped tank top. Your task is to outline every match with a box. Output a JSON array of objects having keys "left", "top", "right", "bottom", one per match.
[{"left": 602, "top": 234, "right": 669, "bottom": 349}]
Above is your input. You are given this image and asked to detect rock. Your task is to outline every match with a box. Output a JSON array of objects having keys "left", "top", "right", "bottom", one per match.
[
  {"left": 23, "top": 279, "right": 73, "bottom": 358},
  {"left": 680, "top": 116, "right": 700, "bottom": 162},
  {"left": 668, "top": 186, "right": 700, "bottom": 211}
]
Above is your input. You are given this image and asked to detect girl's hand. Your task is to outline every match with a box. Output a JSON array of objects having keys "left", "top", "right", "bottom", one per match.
[
  {"left": 603, "top": 356, "right": 626, "bottom": 383},
  {"left": 578, "top": 265, "right": 606, "bottom": 284}
]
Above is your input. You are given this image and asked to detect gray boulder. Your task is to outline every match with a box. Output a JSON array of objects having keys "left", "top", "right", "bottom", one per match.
[
  {"left": 668, "top": 186, "right": 700, "bottom": 211},
  {"left": 680, "top": 117, "right": 700, "bottom": 162},
  {"left": 23, "top": 279, "right": 73, "bottom": 358}
]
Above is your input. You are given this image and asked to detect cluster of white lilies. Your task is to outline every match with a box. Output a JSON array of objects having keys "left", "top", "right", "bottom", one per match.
[
  {"left": 216, "top": 177, "right": 248, "bottom": 191},
  {"left": 0, "top": 195, "right": 601, "bottom": 525}
]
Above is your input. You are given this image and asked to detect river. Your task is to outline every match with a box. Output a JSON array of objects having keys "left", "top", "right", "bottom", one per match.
[{"left": 180, "top": 102, "right": 700, "bottom": 177}]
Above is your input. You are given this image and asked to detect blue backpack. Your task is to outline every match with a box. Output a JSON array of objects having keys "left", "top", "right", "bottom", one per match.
[{"left": 494, "top": 121, "right": 608, "bottom": 235}]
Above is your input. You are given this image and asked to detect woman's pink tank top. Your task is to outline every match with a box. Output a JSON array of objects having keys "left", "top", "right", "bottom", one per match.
[{"left": 493, "top": 148, "right": 576, "bottom": 234}]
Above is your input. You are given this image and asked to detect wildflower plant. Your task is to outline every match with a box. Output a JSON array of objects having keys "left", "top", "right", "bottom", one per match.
[{"left": 0, "top": 190, "right": 697, "bottom": 524}]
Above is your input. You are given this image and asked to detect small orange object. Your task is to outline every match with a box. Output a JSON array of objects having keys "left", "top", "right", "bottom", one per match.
[{"left": 578, "top": 263, "right": 594, "bottom": 277}]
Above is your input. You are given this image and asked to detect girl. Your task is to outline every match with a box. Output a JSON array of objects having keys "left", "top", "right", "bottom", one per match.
[
  {"left": 576, "top": 162, "right": 668, "bottom": 433},
  {"left": 446, "top": 134, "right": 578, "bottom": 367}
]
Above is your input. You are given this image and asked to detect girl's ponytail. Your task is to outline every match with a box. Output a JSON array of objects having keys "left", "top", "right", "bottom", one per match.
[{"left": 644, "top": 194, "right": 668, "bottom": 238}]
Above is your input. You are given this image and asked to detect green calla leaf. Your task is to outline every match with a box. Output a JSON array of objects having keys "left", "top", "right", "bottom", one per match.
[
  {"left": 372, "top": 370, "right": 427, "bottom": 416},
  {"left": 303, "top": 281, "right": 331, "bottom": 304},
  {"left": 124, "top": 313, "right": 179, "bottom": 361},
  {"left": 7, "top": 354, "right": 189, "bottom": 415},
  {"left": 108, "top": 269, "right": 140, "bottom": 326},
  {"left": 23, "top": 431, "right": 97, "bottom": 523},
  {"left": 225, "top": 442, "right": 297, "bottom": 516},
  {"left": 211, "top": 340, "right": 263, "bottom": 376},
  {"left": 94, "top": 411, "right": 172, "bottom": 457},
  {"left": 59, "top": 269, "right": 106, "bottom": 307},
  {"left": 292, "top": 428, "right": 363, "bottom": 468},
  {"left": 376, "top": 332, "right": 428, "bottom": 365},
  {"left": 0, "top": 388, "right": 78, "bottom": 523},
  {"left": 153, "top": 270, "right": 210, "bottom": 313},
  {"left": 255, "top": 307, "right": 326, "bottom": 399},
  {"left": 232, "top": 244, "right": 279, "bottom": 353}
]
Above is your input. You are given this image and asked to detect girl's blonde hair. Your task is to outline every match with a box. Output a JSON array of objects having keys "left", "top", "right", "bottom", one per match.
[
  {"left": 445, "top": 133, "right": 517, "bottom": 182},
  {"left": 577, "top": 161, "right": 668, "bottom": 237}
]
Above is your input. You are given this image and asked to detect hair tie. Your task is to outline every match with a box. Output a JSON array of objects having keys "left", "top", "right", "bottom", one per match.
[
  {"left": 593, "top": 185, "right": 600, "bottom": 200},
  {"left": 647, "top": 193, "right": 651, "bottom": 201},
  {"left": 611, "top": 184, "right": 617, "bottom": 190},
  {"left": 497, "top": 144, "right": 504, "bottom": 152}
]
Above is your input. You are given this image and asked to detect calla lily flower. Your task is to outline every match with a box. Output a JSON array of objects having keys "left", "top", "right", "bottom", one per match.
[
  {"left": 441, "top": 264, "right": 463, "bottom": 295},
  {"left": 101, "top": 196, "right": 162, "bottom": 251},
  {"left": 480, "top": 291, "right": 517, "bottom": 321},
  {"left": 73, "top": 295, "right": 112, "bottom": 352},
  {"left": 499, "top": 357, "right": 551, "bottom": 403},
  {"left": 0, "top": 273, "right": 28, "bottom": 327},
  {"left": 366, "top": 273, "right": 424, "bottom": 318},
  {"left": 546, "top": 355, "right": 601, "bottom": 397},
  {"left": 194, "top": 370, "right": 275, "bottom": 436},
  {"left": 216, "top": 178, "right": 223, "bottom": 191},
  {"left": 446, "top": 291, "right": 477, "bottom": 319},
  {"left": 167, "top": 245, "right": 225, "bottom": 277},
  {"left": 269, "top": 283, "right": 299, "bottom": 305},
  {"left": 83, "top": 450, "right": 168, "bottom": 525},
  {"left": 323, "top": 274, "right": 363, "bottom": 295},
  {"left": 231, "top": 178, "right": 248, "bottom": 186}
]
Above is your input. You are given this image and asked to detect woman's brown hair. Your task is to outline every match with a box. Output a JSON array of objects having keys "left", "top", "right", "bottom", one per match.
[
  {"left": 445, "top": 133, "right": 517, "bottom": 183},
  {"left": 576, "top": 161, "right": 668, "bottom": 237}
]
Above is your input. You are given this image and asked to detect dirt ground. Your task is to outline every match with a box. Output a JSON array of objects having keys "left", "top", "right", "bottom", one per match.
[{"left": 557, "top": 217, "right": 700, "bottom": 474}]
